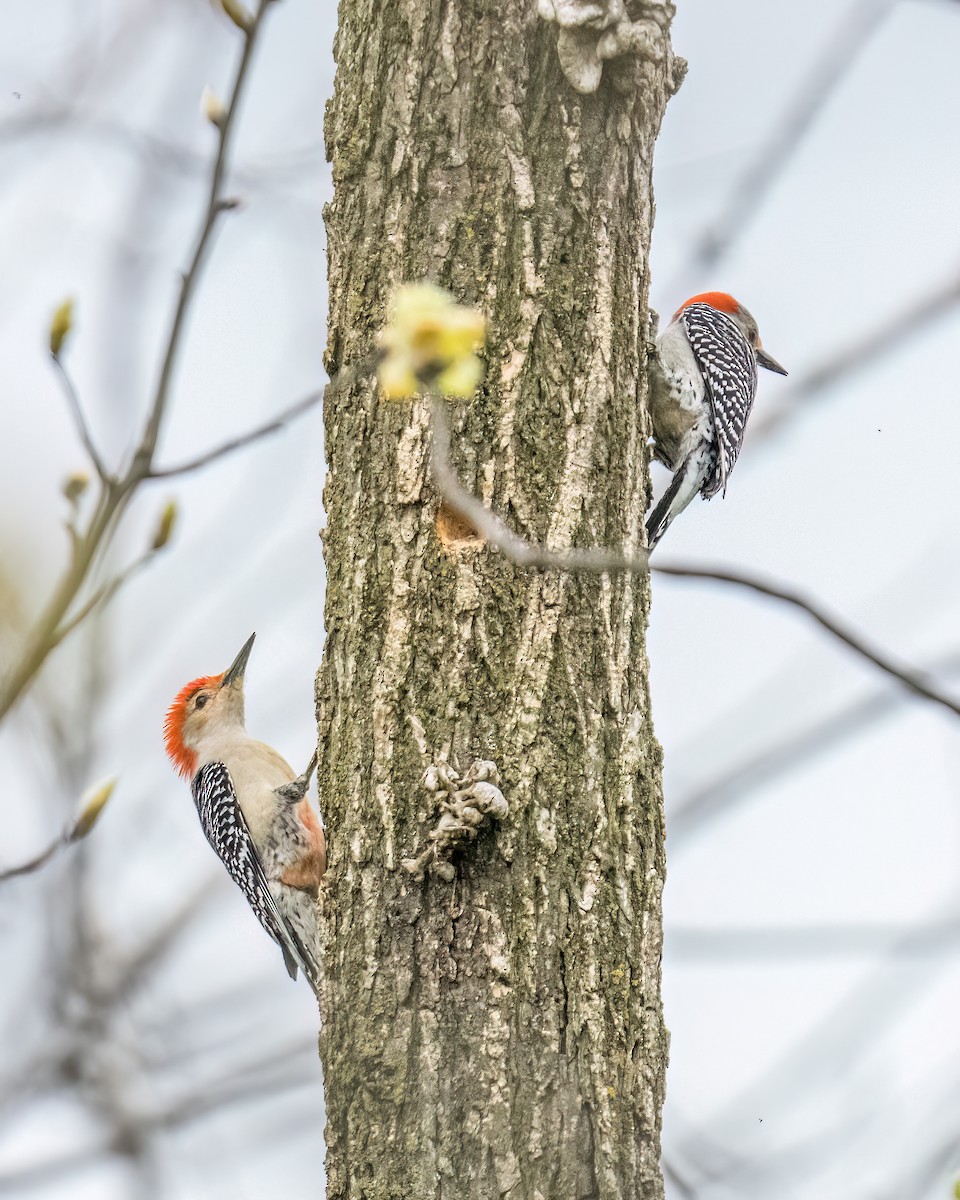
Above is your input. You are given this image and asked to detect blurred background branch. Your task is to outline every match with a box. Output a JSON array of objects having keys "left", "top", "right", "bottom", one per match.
[
  {"left": 652, "top": 561, "right": 960, "bottom": 717},
  {"left": 671, "top": 0, "right": 897, "bottom": 288},
  {"left": 0, "top": 0, "right": 282, "bottom": 725},
  {"left": 146, "top": 388, "right": 323, "bottom": 480}
]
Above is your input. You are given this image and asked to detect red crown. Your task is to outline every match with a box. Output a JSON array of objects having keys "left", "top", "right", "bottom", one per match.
[
  {"left": 672, "top": 291, "right": 740, "bottom": 322},
  {"left": 163, "top": 674, "right": 222, "bottom": 779}
]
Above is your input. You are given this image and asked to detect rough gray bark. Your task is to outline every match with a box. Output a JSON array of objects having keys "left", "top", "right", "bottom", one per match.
[{"left": 317, "top": 2, "right": 682, "bottom": 1197}]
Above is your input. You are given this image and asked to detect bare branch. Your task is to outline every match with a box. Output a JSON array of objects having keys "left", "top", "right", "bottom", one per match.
[
  {"left": 147, "top": 388, "right": 322, "bottom": 479},
  {"left": 653, "top": 561, "right": 960, "bottom": 719},
  {"left": 430, "top": 399, "right": 651, "bottom": 576},
  {"left": 0, "top": 838, "right": 60, "bottom": 883},
  {"left": 50, "top": 353, "right": 110, "bottom": 482},
  {"left": 49, "top": 551, "right": 155, "bottom": 650},
  {"left": 433, "top": 402, "right": 960, "bottom": 719},
  {"left": 133, "top": 2, "right": 274, "bottom": 469}
]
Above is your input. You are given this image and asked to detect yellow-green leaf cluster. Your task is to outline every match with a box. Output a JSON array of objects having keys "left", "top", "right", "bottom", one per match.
[{"left": 378, "top": 283, "right": 485, "bottom": 401}]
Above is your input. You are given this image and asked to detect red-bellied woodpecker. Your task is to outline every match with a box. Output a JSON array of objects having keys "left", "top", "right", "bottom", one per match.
[
  {"left": 164, "top": 633, "right": 325, "bottom": 994},
  {"left": 646, "top": 291, "right": 787, "bottom": 550}
]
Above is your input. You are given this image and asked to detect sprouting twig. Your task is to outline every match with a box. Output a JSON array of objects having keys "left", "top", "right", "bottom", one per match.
[
  {"left": 652, "top": 562, "right": 960, "bottom": 719},
  {"left": 0, "top": 0, "right": 277, "bottom": 724},
  {"left": 51, "top": 354, "right": 110, "bottom": 482},
  {"left": 430, "top": 398, "right": 651, "bottom": 576},
  {"left": 133, "top": 5, "right": 273, "bottom": 469},
  {"left": 148, "top": 389, "right": 322, "bottom": 479},
  {"left": 0, "top": 779, "right": 115, "bottom": 884}
]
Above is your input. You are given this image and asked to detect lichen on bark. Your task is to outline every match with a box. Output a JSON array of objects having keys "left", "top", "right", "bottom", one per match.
[{"left": 316, "top": 2, "right": 678, "bottom": 1196}]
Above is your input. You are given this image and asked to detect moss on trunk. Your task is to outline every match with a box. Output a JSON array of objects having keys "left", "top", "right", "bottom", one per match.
[{"left": 317, "top": 2, "right": 679, "bottom": 1196}]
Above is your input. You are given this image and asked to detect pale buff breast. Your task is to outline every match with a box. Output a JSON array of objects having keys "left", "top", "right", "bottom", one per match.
[{"left": 199, "top": 734, "right": 296, "bottom": 845}]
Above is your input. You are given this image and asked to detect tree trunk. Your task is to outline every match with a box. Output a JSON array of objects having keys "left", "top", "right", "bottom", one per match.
[{"left": 317, "top": 3, "right": 681, "bottom": 1197}]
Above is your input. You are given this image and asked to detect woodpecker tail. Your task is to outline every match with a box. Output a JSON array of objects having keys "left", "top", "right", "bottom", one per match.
[
  {"left": 646, "top": 451, "right": 706, "bottom": 551},
  {"left": 279, "top": 936, "right": 322, "bottom": 997},
  {"left": 275, "top": 887, "right": 323, "bottom": 998}
]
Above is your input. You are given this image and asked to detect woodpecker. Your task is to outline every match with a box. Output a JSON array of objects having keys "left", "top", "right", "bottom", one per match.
[
  {"left": 164, "top": 633, "right": 325, "bottom": 994},
  {"left": 646, "top": 291, "right": 787, "bottom": 550}
]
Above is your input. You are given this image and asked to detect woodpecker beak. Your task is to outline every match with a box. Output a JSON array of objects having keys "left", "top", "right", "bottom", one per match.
[
  {"left": 221, "top": 633, "right": 255, "bottom": 688},
  {"left": 756, "top": 346, "right": 788, "bottom": 375}
]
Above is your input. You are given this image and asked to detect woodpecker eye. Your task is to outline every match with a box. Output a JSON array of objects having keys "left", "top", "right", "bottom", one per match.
[{"left": 195, "top": 693, "right": 209, "bottom": 710}]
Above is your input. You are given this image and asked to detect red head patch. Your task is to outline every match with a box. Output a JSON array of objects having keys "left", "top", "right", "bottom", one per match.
[
  {"left": 673, "top": 292, "right": 741, "bottom": 322},
  {"left": 163, "top": 673, "right": 223, "bottom": 779}
]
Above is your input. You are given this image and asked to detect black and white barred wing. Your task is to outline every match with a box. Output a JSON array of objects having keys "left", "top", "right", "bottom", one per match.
[
  {"left": 681, "top": 303, "right": 758, "bottom": 498},
  {"left": 191, "top": 761, "right": 315, "bottom": 989}
]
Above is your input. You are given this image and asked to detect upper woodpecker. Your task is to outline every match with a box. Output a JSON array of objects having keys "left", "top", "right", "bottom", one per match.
[
  {"left": 164, "top": 633, "right": 325, "bottom": 994},
  {"left": 646, "top": 291, "right": 787, "bottom": 550}
]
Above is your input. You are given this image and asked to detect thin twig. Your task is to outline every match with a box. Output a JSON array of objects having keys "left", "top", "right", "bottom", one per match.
[
  {"left": 430, "top": 399, "right": 651, "bottom": 575},
  {"left": 433, "top": 402, "right": 960, "bottom": 720},
  {"left": 0, "top": 838, "right": 61, "bottom": 883},
  {"left": 147, "top": 389, "right": 322, "bottom": 479},
  {"left": 0, "top": 794, "right": 110, "bottom": 883},
  {"left": 652, "top": 562, "right": 960, "bottom": 719},
  {"left": 133, "top": 4, "right": 273, "bottom": 469},
  {"left": 50, "top": 354, "right": 110, "bottom": 482},
  {"left": 50, "top": 551, "right": 155, "bottom": 650}
]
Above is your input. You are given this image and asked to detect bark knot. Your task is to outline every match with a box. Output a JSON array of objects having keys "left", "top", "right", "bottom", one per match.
[
  {"left": 537, "top": 0, "right": 679, "bottom": 95},
  {"left": 402, "top": 759, "right": 509, "bottom": 881}
]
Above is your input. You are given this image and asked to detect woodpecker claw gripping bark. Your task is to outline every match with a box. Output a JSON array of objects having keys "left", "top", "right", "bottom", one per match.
[
  {"left": 646, "top": 291, "right": 787, "bottom": 550},
  {"left": 164, "top": 633, "right": 325, "bottom": 995}
]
